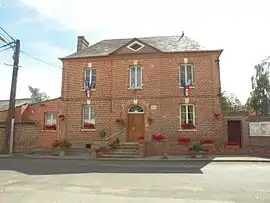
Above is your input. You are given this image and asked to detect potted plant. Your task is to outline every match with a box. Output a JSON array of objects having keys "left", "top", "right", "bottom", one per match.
[
  {"left": 177, "top": 137, "right": 190, "bottom": 144},
  {"left": 189, "top": 142, "right": 205, "bottom": 158},
  {"left": 52, "top": 139, "right": 72, "bottom": 156}
]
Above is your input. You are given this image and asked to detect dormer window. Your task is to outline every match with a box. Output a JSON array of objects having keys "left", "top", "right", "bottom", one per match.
[{"left": 127, "top": 41, "right": 145, "bottom": 52}]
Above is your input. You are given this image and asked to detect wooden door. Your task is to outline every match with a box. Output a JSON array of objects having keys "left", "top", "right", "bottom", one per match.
[
  {"left": 128, "top": 114, "right": 144, "bottom": 141},
  {"left": 227, "top": 120, "right": 242, "bottom": 147}
]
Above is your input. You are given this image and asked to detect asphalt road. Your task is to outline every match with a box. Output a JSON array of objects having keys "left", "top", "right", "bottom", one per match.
[{"left": 0, "top": 158, "right": 270, "bottom": 203}]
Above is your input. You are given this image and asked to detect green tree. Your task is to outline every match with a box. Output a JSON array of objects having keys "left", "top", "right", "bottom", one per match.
[
  {"left": 28, "top": 85, "right": 49, "bottom": 103},
  {"left": 246, "top": 58, "right": 270, "bottom": 115},
  {"left": 221, "top": 91, "right": 245, "bottom": 115}
]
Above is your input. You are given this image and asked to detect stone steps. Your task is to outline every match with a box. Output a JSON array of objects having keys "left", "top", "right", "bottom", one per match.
[{"left": 97, "top": 142, "right": 140, "bottom": 158}]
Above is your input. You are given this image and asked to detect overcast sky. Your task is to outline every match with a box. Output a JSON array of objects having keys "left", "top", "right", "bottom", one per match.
[{"left": 0, "top": 0, "right": 270, "bottom": 103}]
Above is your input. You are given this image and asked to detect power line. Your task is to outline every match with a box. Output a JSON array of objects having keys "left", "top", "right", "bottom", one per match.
[
  {"left": 0, "top": 42, "right": 14, "bottom": 49},
  {"left": 0, "top": 26, "right": 15, "bottom": 42},
  {"left": 0, "top": 46, "right": 12, "bottom": 53},
  {"left": 20, "top": 51, "right": 62, "bottom": 68}
]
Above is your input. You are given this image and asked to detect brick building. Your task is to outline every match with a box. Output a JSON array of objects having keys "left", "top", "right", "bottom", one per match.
[
  {"left": 0, "top": 98, "right": 60, "bottom": 150},
  {"left": 59, "top": 35, "right": 224, "bottom": 155}
]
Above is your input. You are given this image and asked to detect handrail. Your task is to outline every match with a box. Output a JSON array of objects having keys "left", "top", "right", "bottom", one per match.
[{"left": 104, "top": 128, "right": 125, "bottom": 141}]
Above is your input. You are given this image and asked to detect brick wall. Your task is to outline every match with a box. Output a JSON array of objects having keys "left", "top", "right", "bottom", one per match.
[
  {"left": 22, "top": 98, "right": 61, "bottom": 148},
  {"left": 60, "top": 49, "right": 224, "bottom": 154}
]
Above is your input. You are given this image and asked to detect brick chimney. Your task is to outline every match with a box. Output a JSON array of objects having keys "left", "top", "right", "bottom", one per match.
[{"left": 77, "top": 36, "right": 89, "bottom": 52}]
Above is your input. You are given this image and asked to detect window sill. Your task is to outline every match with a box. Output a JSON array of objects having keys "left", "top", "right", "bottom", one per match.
[
  {"left": 81, "top": 128, "right": 96, "bottom": 132},
  {"left": 179, "top": 86, "right": 195, "bottom": 89},
  {"left": 81, "top": 89, "right": 96, "bottom": 92},
  {"left": 178, "top": 129, "right": 197, "bottom": 132},
  {"left": 128, "top": 87, "right": 143, "bottom": 90}
]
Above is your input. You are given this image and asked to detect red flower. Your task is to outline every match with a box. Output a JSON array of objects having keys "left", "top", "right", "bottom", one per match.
[
  {"left": 152, "top": 134, "right": 167, "bottom": 141},
  {"left": 177, "top": 137, "right": 190, "bottom": 143},
  {"left": 214, "top": 113, "right": 220, "bottom": 119},
  {"left": 115, "top": 119, "right": 121, "bottom": 123},
  {"left": 44, "top": 124, "right": 57, "bottom": 130},
  {"left": 200, "top": 139, "right": 215, "bottom": 144},
  {"left": 84, "top": 123, "right": 95, "bottom": 128},
  {"left": 58, "top": 114, "right": 65, "bottom": 118},
  {"left": 181, "top": 123, "right": 195, "bottom": 129}
]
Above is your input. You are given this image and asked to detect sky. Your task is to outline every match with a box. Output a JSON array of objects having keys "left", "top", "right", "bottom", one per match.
[{"left": 0, "top": 0, "right": 270, "bottom": 103}]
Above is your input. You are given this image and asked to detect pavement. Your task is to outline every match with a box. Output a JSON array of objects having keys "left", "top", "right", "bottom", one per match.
[
  {"left": 1, "top": 153, "right": 270, "bottom": 162},
  {"left": 0, "top": 158, "right": 270, "bottom": 202}
]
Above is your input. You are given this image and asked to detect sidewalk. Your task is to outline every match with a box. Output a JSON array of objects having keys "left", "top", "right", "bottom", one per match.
[{"left": 1, "top": 154, "right": 270, "bottom": 162}]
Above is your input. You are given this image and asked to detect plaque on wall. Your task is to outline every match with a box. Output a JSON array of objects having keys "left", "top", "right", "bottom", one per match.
[
  {"left": 261, "top": 122, "right": 270, "bottom": 136},
  {"left": 249, "top": 122, "right": 261, "bottom": 136}
]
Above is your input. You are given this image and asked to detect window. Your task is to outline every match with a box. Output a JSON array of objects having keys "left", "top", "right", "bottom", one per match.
[
  {"left": 180, "top": 104, "right": 195, "bottom": 125},
  {"left": 130, "top": 66, "right": 142, "bottom": 88},
  {"left": 44, "top": 112, "right": 57, "bottom": 125},
  {"left": 127, "top": 41, "right": 145, "bottom": 52},
  {"left": 84, "top": 68, "right": 96, "bottom": 89},
  {"left": 82, "top": 105, "right": 96, "bottom": 127},
  {"left": 179, "top": 65, "right": 194, "bottom": 87}
]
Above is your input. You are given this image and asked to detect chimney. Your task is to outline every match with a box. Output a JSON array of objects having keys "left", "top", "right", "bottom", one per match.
[{"left": 77, "top": 36, "right": 89, "bottom": 52}]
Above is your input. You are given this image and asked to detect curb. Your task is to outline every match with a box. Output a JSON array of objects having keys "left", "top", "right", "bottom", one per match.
[{"left": 1, "top": 155, "right": 270, "bottom": 163}]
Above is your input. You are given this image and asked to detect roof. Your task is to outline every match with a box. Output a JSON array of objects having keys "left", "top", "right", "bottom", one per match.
[
  {"left": 0, "top": 98, "right": 33, "bottom": 111},
  {"left": 62, "top": 35, "right": 221, "bottom": 59}
]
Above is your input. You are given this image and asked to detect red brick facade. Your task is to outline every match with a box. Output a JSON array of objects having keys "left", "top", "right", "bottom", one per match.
[
  {"left": 0, "top": 98, "right": 61, "bottom": 149},
  {"left": 59, "top": 38, "right": 224, "bottom": 155}
]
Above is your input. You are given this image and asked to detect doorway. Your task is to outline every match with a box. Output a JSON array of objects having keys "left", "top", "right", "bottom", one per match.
[
  {"left": 127, "top": 105, "right": 144, "bottom": 141},
  {"left": 227, "top": 120, "right": 242, "bottom": 147}
]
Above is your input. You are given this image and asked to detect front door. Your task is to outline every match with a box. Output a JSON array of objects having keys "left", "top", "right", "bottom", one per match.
[
  {"left": 128, "top": 114, "right": 144, "bottom": 141},
  {"left": 227, "top": 120, "right": 242, "bottom": 147}
]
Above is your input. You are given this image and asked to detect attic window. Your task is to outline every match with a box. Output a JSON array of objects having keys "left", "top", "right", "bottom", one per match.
[{"left": 127, "top": 41, "right": 145, "bottom": 52}]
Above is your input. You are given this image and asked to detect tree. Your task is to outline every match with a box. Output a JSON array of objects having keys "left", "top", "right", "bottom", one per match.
[
  {"left": 221, "top": 91, "right": 245, "bottom": 115},
  {"left": 28, "top": 86, "right": 49, "bottom": 103},
  {"left": 246, "top": 58, "right": 270, "bottom": 115}
]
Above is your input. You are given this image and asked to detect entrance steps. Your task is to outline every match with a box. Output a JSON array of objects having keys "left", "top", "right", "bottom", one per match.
[{"left": 97, "top": 142, "right": 140, "bottom": 158}]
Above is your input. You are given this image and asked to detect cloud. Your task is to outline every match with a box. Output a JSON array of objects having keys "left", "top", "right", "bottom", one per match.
[{"left": 19, "top": 0, "right": 270, "bottom": 103}]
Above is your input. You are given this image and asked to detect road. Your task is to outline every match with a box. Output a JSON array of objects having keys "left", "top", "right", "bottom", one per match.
[{"left": 0, "top": 158, "right": 270, "bottom": 202}]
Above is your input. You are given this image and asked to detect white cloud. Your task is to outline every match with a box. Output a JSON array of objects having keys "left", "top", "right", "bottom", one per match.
[
  {"left": 0, "top": 42, "right": 70, "bottom": 100},
  {"left": 19, "top": 0, "right": 270, "bottom": 103}
]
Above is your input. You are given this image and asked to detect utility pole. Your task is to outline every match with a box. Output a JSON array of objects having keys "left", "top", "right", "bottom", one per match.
[{"left": 4, "top": 39, "right": 20, "bottom": 153}]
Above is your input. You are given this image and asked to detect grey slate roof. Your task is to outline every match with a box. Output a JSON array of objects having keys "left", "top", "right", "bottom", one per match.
[
  {"left": 62, "top": 35, "right": 219, "bottom": 59},
  {"left": 0, "top": 98, "right": 32, "bottom": 111}
]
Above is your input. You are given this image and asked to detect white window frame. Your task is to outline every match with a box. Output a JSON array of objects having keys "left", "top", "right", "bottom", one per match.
[
  {"left": 127, "top": 41, "right": 145, "bottom": 52},
  {"left": 179, "top": 104, "right": 195, "bottom": 126},
  {"left": 82, "top": 105, "right": 95, "bottom": 125},
  {"left": 84, "top": 68, "right": 96, "bottom": 89},
  {"left": 129, "top": 66, "right": 143, "bottom": 88},
  {"left": 45, "top": 112, "right": 57, "bottom": 125},
  {"left": 179, "top": 64, "right": 194, "bottom": 87}
]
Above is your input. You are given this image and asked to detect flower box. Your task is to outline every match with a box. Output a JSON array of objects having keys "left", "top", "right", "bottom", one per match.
[
  {"left": 152, "top": 134, "right": 167, "bottom": 141},
  {"left": 181, "top": 123, "right": 195, "bottom": 129},
  {"left": 44, "top": 124, "right": 57, "bottom": 130},
  {"left": 200, "top": 139, "right": 215, "bottom": 144},
  {"left": 177, "top": 137, "right": 190, "bottom": 144},
  {"left": 84, "top": 123, "right": 95, "bottom": 129}
]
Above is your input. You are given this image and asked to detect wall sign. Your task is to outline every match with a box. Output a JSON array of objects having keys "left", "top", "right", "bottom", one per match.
[{"left": 150, "top": 105, "right": 157, "bottom": 110}]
